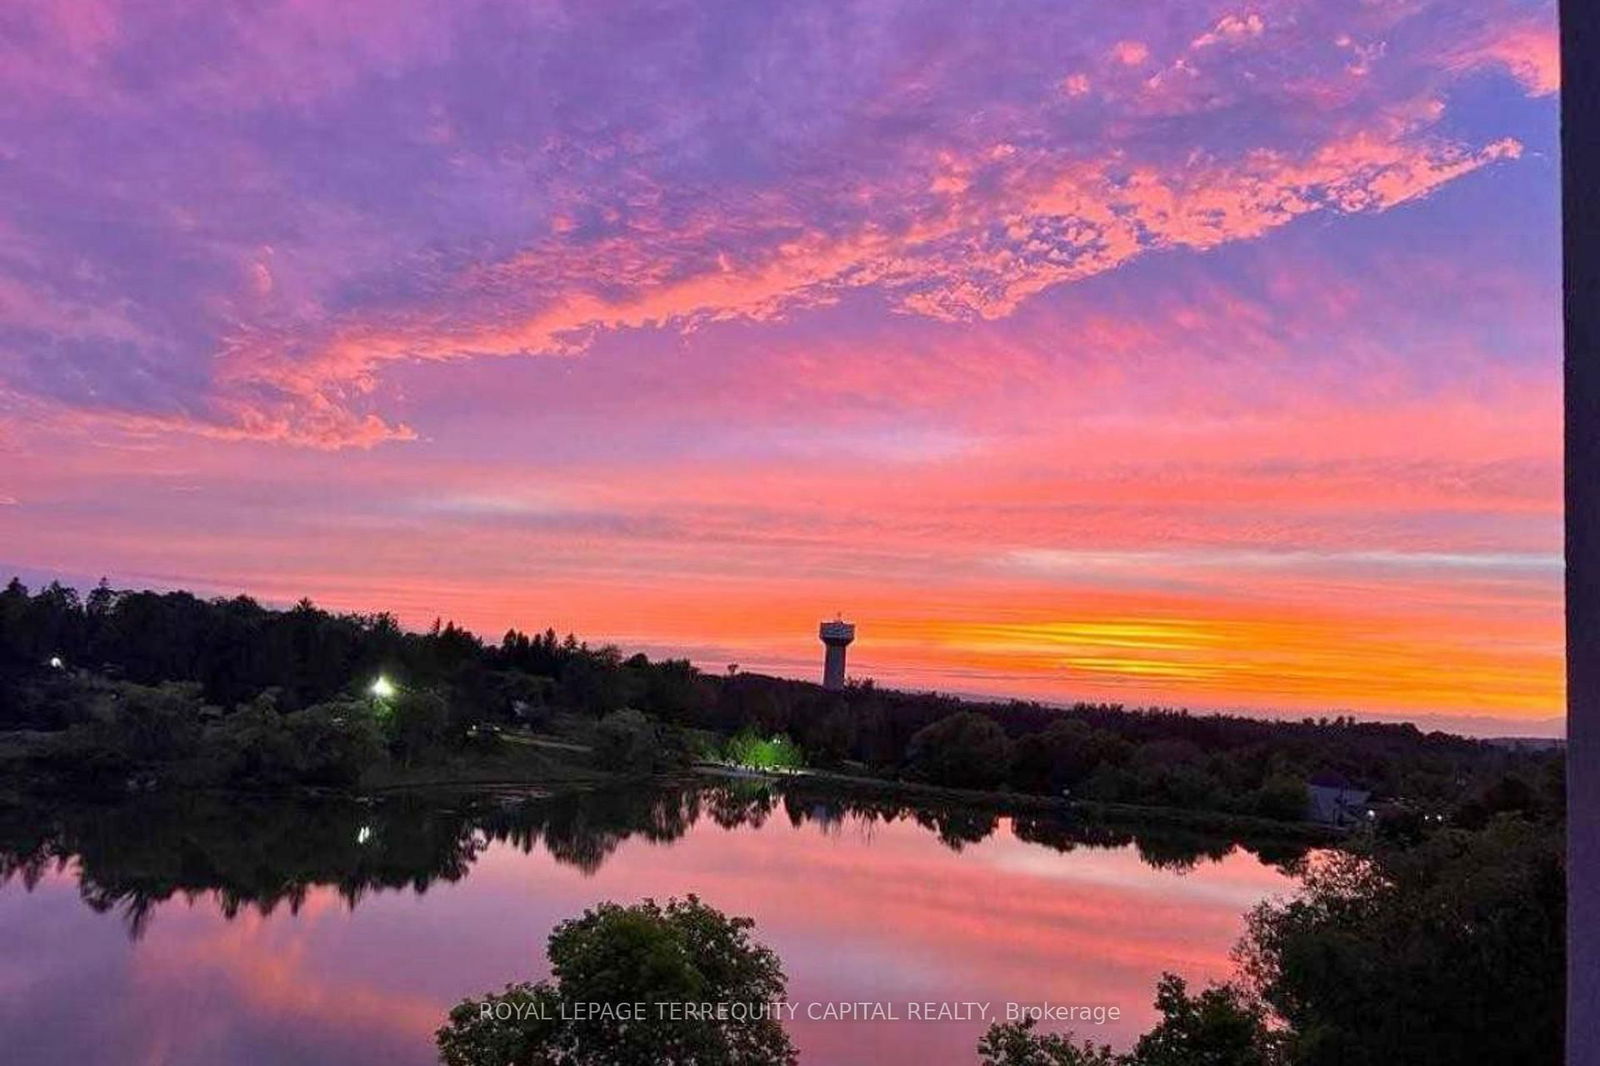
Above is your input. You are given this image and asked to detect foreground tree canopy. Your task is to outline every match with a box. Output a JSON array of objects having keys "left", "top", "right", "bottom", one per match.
[
  {"left": 437, "top": 896, "right": 796, "bottom": 1066},
  {"left": 977, "top": 972, "right": 1279, "bottom": 1066},
  {"left": 1240, "top": 816, "right": 1564, "bottom": 1066}
]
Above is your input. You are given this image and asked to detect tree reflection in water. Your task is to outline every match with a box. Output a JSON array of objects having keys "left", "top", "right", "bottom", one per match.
[{"left": 0, "top": 782, "right": 1310, "bottom": 938}]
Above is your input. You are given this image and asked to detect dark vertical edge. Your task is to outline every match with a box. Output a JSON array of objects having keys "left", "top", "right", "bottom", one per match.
[{"left": 1564, "top": 1, "right": 1598, "bottom": 1062}]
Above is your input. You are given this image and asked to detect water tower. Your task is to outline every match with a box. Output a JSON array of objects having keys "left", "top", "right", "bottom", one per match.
[{"left": 819, "top": 618, "right": 855, "bottom": 690}]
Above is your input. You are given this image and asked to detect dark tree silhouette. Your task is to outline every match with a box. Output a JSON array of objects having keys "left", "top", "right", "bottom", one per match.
[{"left": 437, "top": 896, "right": 795, "bottom": 1066}]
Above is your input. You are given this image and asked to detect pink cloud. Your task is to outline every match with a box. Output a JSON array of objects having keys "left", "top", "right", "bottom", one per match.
[
  {"left": 203, "top": 119, "right": 1524, "bottom": 447},
  {"left": 0, "top": 0, "right": 1554, "bottom": 452},
  {"left": 1192, "top": 12, "right": 1266, "bottom": 49},
  {"left": 1112, "top": 41, "right": 1151, "bottom": 66},
  {"left": 1442, "top": 19, "right": 1560, "bottom": 96}
]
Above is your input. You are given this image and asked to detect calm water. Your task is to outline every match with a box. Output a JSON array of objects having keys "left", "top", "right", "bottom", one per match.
[{"left": 0, "top": 785, "right": 1303, "bottom": 1064}]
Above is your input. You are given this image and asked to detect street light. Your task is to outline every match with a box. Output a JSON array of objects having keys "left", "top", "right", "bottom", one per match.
[{"left": 369, "top": 675, "right": 396, "bottom": 699}]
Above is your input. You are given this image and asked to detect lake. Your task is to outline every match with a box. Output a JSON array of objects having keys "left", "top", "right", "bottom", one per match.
[{"left": 0, "top": 784, "right": 1304, "bottom": 1064}]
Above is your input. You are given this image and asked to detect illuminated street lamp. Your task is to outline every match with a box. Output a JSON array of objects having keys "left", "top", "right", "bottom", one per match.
[
  {"left": 369, "top": 675, "right": 397, "bottom": 699},
  {"left": 47, "top": 656, "right": 64, "bottom": 669}
]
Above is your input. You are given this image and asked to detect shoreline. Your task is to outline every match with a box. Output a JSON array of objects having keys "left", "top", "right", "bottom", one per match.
[
  {"left": 693, "top": 763, "right": 1343, "bottom": 844},
  {"left": 0, "top": 731, "right": 1339, "bottom": 844}
]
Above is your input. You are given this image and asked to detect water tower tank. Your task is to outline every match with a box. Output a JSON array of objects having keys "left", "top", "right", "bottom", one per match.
[{"left": 819, "top": 620, "right": 855, "bottom": 690}]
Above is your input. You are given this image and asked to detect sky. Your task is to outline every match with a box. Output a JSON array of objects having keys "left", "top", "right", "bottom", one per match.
[{"left": 0, "top": 0, "right": 1563, "bottom": 733}]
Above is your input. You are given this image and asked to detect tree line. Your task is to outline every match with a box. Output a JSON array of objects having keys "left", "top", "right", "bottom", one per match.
[{"left": 0, "top": 578, "right": 1564, "bottom": 828}]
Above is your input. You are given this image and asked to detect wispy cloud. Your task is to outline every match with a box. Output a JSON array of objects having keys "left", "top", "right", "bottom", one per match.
[{"left": 0, "top": 0, "right": 1555, "bottom": 446}]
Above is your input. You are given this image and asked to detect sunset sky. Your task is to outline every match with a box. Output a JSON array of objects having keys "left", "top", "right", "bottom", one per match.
[{"left": 0, "top": 0, "right": 1562, "bottom": 732}]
